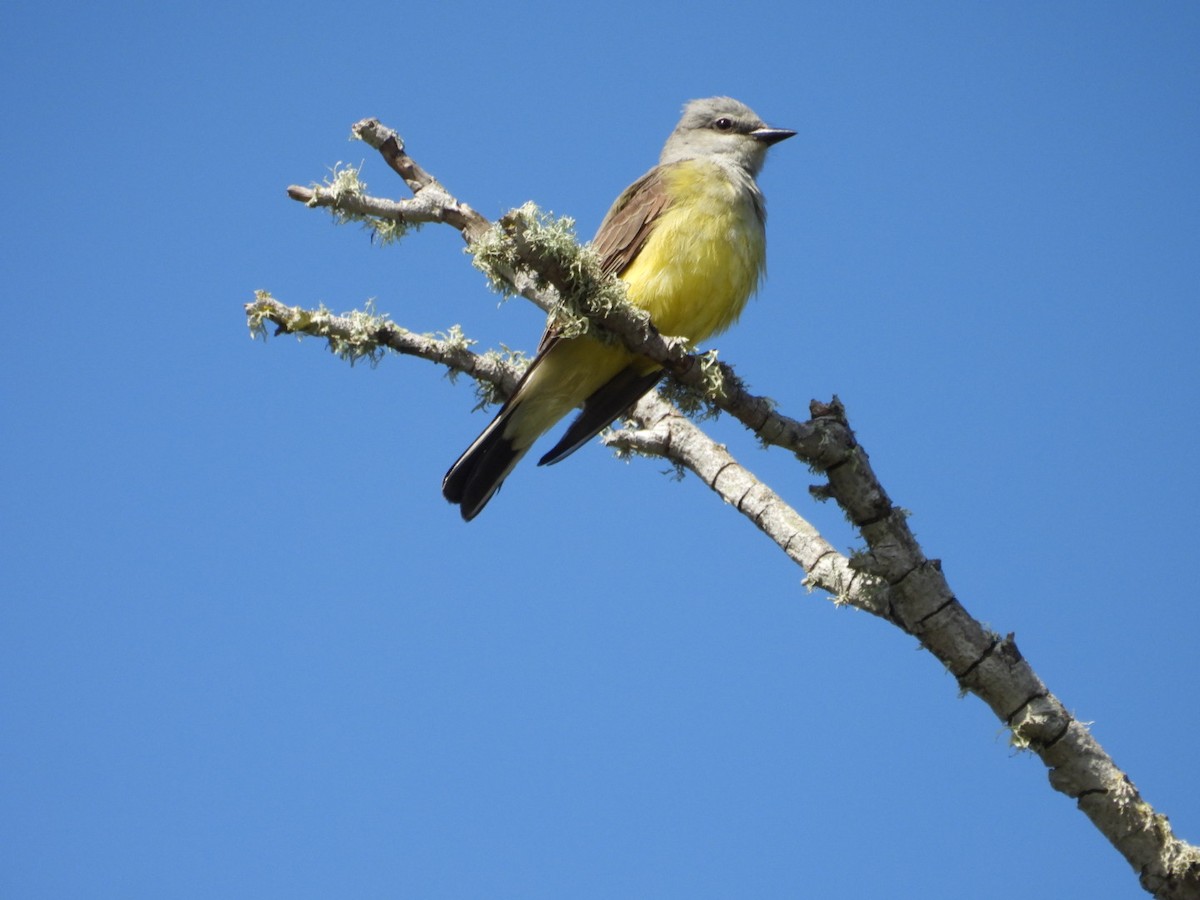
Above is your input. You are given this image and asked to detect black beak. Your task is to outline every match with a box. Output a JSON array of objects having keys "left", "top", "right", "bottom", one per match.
[{"left": 751, "top": 126, "right": 797, "bottom": 146}]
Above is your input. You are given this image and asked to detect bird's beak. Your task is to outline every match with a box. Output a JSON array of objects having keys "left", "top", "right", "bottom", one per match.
[{"left": 751, "top": 126, "right": 797, "bottom": 146}]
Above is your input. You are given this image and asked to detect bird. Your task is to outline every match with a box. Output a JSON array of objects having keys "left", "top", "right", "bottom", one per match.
[{"left": 442, "top": 96, "right": 795, "bottom": 520}]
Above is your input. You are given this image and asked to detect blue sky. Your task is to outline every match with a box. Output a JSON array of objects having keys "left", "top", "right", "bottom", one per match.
[{"left": 3, "top": 2, "right": 1198, "bottom": 897}]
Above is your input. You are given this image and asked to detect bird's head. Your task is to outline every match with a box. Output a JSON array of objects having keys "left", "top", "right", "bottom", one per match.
[{"left": 659, "top": 96, "right": 795, "bottom": 176}]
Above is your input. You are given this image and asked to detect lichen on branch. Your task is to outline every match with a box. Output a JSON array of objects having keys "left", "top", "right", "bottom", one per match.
[{"left": 468, "top": 202, "right": 645, "bottom": 342}]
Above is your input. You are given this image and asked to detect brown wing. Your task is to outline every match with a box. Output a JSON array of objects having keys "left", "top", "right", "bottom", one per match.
[
  {"left": 532, "top": 165, "right": 675, "bottom": 357},
  {"left": 591, "top": 166, "right": 675, "bottom": 278}
]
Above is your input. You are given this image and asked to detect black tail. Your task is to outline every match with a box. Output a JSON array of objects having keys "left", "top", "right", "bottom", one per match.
[
  {"left": 444, "top": 365, "right": 662, "bottom": 520},
  {"left": 442, "top": 410, "right": 528, "bottom": 521}
]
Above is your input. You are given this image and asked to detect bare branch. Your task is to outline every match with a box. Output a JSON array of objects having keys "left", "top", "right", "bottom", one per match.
[
  {"left": 349, "top": 117, "right": 491, "bottom": 241},
  {"left": 244, "top": 291, "right": 522, "bottom": 397},
  {"left": 609, "top": 394, "right": 889, "bottom": 618}
]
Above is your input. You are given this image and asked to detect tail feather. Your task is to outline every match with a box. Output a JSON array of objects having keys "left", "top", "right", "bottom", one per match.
[
  {"left": 439, "top": 415, "right": 528, "bottom": 520},
  {"left": 443, "top": 353, "right": 546, "bottom": 521},
  {"left": 443, "top": 343, "right": 659, "bottom": 520},
  {"left": 445, "top": 364, "right": 663, "bottom": 520},
  {"left": 442, "top": 410, "right": 529, "bottom": 521}
]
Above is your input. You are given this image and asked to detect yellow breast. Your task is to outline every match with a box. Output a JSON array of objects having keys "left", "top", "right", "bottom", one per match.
[{"left": 619, "top": 159, "right": 767, "bottom": 344}]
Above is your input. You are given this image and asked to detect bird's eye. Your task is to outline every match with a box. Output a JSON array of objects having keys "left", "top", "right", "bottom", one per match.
[{"left": 713, "top": 117, "right": 734, "bottom": 132}]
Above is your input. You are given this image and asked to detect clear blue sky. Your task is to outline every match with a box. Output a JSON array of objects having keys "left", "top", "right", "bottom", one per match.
[{"left": 3, "top": 3, "right": 1197, "bottom": 898}]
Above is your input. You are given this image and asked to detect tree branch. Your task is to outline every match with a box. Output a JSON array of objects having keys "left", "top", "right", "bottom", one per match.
[
  {"left": 252, "top": 118, "right": 1200, "bottom": 899},
  {"left": 607, "top": 394, "right": 888, "bottom": 618}
]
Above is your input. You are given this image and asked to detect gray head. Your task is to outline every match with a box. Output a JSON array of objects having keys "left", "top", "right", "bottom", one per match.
[{"left": 659, "top": 96, "right": 795, "bottom": 176}]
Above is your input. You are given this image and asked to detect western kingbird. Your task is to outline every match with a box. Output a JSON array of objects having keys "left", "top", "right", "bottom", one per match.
[{"left": 443, "top": 96, "right": 794, "bottom": 520}]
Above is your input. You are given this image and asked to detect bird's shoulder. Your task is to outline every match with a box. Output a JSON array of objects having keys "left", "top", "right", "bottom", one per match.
[
  {"left": 529, "top": 167, "right": 678, "bottom": 358},
  {"left": 591, "top": 164, "right": 684, "bottom": 278}
]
